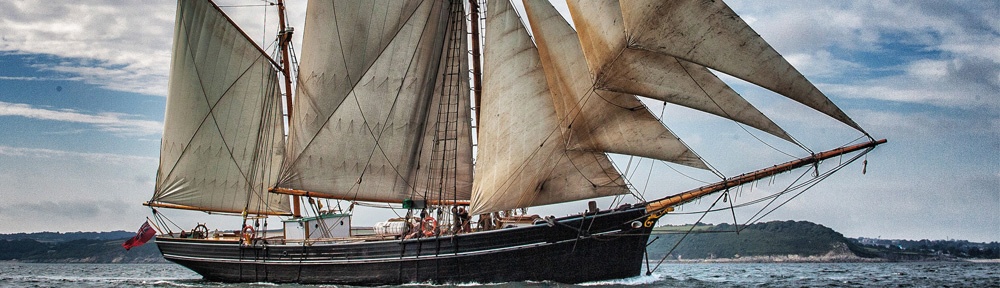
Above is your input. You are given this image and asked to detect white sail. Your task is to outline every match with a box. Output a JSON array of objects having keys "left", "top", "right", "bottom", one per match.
[
  {"left": 617, "top": 0, "right": 863, "bottom": 132},
  {"left": 278, "top": 0, "right": 473, "bottom": 202},
  {"left": 469, "top": 0, "right": 629, "bottom": 215},
  {"left": 566, "top": 0, "right": 793, "bottom": 142},
  {"left": 152, "top": 0, "right": 289, "bottom": 215},
  {"left": 523, "top": 0, "right": 707, "bottom": 169}
]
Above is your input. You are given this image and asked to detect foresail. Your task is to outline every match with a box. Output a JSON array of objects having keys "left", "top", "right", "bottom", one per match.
[
  {"left": 523, "top": 0, "right": 707, "bottom": 169},
  {"left": 153, "top": 0, "right": 289, "bottom": 215},
  {"left": 470, "top": 0, "right": 629, "bottom": 215},
  {"left": 618, "top": 0, "right": 864, "bottom": 132},
  {"left": 279, "top": 0, "right": 473, "bottom": 203},
  {"left": 566, "top": 0, "right": 793, "bottom": 142}
]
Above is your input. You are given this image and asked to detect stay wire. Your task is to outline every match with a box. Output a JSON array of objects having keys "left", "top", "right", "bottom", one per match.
[
  {"left": 646, "top": 191, "right": 728, "bottom": 275},
  {"left": 674, "top": 57, "right": 812, "bottom": 157},
  {"left": 744, "top": 148, "right": 869, "bottom": 227}
]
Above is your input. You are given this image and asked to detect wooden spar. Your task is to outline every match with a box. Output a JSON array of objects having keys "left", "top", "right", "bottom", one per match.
[
  {"left": 144, "top": 201, "right": 293, "bottom": 216},
  {"left": 645, "top": 139, "right": 887, "bottom": 213},
  {"left": 468, "top": 0, "right": 483, "bottom": 141},
  {"left": 277, "top": 0, "right": 294, "bottom": 121},
  {"left": 270, "top": 187, "right": 471, "bottom": 206},
  {"left": 276, "top": 0, "right": 301, "bottom": 218}
]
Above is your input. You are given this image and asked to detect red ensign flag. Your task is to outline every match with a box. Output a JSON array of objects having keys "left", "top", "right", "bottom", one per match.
[{"left": 122, "top": 221, "right": 156, "bottom": 250}]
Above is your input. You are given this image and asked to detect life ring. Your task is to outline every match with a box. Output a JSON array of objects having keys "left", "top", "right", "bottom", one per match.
[
  {"left": 242, "top": 225, "right": 255, "bottom": 244},
  {"left": 421, "top": 217, "right": 437, "bottom": 237}
]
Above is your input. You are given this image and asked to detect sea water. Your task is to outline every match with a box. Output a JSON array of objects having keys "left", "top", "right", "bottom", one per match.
[{"left": 0, "top": 262, "right": 997, "bottom": 287}]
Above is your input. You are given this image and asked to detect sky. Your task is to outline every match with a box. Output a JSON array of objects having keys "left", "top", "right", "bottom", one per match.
[{"left": 0, "top": 1, "right": 996, "bottom": 242}]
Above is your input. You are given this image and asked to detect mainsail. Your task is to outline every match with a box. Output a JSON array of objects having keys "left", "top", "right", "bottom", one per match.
[
  {"left": 470, "top": 0, "right": 628, "bottom": 215},
  {"left": 151, "top": 0, "right": 289, "bottom": 215},
  {"left": 277, "top": 0, "right": 474, "bottom": 203}
]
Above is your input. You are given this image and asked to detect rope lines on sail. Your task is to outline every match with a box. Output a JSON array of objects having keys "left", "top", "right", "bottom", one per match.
[
  {"left": 469, "top": 116, "right": 571, "bottom": 212},
  {"left": 336, "top": 3, "right": 390, "bottom": 200},
  {"left": 563, "top": 85, "right": 632, "bottom": 188}
]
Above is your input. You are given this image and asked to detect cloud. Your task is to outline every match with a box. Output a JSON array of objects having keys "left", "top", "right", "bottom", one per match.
[
  {"left": 0, "top": 145, "right": 157, "bottom": 166},
  {"left": 0, "top": 101, "right": 162, "bottom": 136},
  {"left": 729, "top": 1, "right": 1000, "bottom": 111},
  {"left": 822, "top": 55, "right": 1000, "bottom": 110},
  {"left": 0, "top": 1, "right": 176, "bottom": 96},
  {"left": 0, "top": 1, "right": 310, "bottom": 98},
  {"left": 0, "top": 75, "right": 83, "bottom": 81}
]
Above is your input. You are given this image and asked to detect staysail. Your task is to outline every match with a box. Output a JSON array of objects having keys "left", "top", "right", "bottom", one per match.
[
  {"left": 523, "top": 0, "right": 706, "bottom": 169},
  {"left": 151, "top": 0, "right": 289, "bottom": 215},
  {"left": 277, "top": 0, "right": 474, "bottom": 203},
  {"left": 602, "top": 0, "right": 863, "bottom": 132},
  {"left": 469, "top": 0, "right": 629, "bottom": 215},
  {"left": 566, "top": 0, "right": 793, "bottom": 142}
]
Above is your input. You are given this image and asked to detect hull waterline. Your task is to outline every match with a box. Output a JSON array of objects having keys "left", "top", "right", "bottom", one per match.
[{"left": 157, "top": 206, "right": 653, "bottom": 285}]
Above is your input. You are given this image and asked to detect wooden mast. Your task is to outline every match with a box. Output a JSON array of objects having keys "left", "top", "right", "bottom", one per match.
[
  {"left": 645, "top": 139, "right": 888, "bottom": 214},
  {"left": 468, "top": 0, "right": 483, "bottom": 141},
  {"left": 276, "top": 0, "right": 300, "bottom": 218}
]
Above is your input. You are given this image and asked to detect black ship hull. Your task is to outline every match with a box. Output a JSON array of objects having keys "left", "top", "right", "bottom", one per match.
[{"left": 156, "top": 206, "right": 655, "bottom": 285}]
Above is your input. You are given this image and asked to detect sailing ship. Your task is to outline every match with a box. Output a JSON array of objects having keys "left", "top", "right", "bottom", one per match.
[{"left": 145, "top": 0, "right": 886, "bottom": 284}]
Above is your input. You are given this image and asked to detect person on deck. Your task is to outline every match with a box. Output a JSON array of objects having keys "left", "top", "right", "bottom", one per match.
[
  {"left": 458, "top": 207, "right": 470, "bottom": 233},
  {"left": 403, "top": 212, "right": 425, "bottom": 240}
]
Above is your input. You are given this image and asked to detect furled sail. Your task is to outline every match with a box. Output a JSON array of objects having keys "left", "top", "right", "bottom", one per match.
[
  {"left": 152, "top": 0, "right": 289, "bottom": 215},
  {"left": 523, "top": 0, "right": 707, "bottom": 169},
  {"left": 566, "top": 0, "right": 793, "bottom": 142},
  {"left": 470, "top": 0, "right": 628, "bottom": 215},
  {"left": 612, "top": 0, "right": 863, "bottom": 132},
  {"left": 277, "top": 0, "right": 473, "bottom": 203}
]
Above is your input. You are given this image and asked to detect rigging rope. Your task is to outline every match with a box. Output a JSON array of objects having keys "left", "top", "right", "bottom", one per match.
[
  {"left": 646, "top": 192, "right": 728, "bottom": 275},
  {"left": 643, "top": 145, "right": 874, "bottom": 274},
  {"left": 674, "top": 57, "right": 814, "bottom": 158}
]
